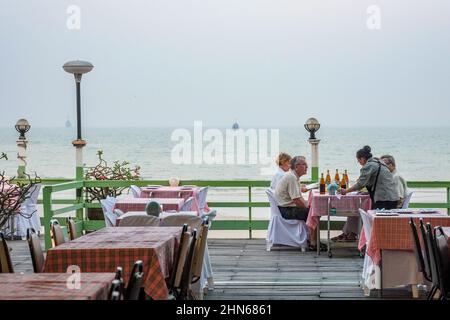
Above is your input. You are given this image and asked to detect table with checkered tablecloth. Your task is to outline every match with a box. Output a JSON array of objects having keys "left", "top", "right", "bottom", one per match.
[
  {"left": 0, "top": 273, "right": 115, "bottom": 300},
  {"left": 140, "top": 186, "right": 209, "bottom": 214},
  {"left": 44, "top": 227, "right": 182, "bottom": 300},
  {"left": 114, "top": 198, "right": 185, "bottom": 213}
]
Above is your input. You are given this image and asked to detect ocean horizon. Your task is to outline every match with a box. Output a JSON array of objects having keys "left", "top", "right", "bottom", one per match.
[{"left": 1, "top": 126, "right": 449, "bottom": 182}]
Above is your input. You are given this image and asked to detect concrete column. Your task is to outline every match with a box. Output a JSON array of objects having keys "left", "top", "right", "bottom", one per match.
[
  {"left": 17, "top": 138, "right": 28, "bottom": 178},
  {"left": 308, "top": 138, "right": 320, "bottom": 182}
]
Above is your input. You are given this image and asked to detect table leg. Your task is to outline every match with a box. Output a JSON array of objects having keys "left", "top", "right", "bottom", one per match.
[
  {"left": 411, "top": 284, "right": 419, "bottom": 299},
  {"left": 317, "top": 217, "right": 320, "bottom": 256}
]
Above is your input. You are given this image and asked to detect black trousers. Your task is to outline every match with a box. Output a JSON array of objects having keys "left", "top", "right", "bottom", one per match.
[
  {"left": 373, "top": 200, "right": 398, "bottom": 210},
  {"left": 278, "top": 206, "right": 309, "bottom": 222}
]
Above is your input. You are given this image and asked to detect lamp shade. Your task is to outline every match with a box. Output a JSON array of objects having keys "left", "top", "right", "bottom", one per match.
[
  {"left": 15, "top": 118, "right": 30, "bottom": 138},
  {"left": 63, "top": 60, "right": 94, "bottom": 75},
  {"left": 304, "top": 117, "right": 320, "bottom": 139}
]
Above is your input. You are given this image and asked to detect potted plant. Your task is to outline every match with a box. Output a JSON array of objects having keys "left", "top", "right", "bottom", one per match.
[
  {"left": 0, "top": 152, "right": 41, "bottom": 234},
  {"left": 84, "top": 150, "right": 141, "bottom": 220}
]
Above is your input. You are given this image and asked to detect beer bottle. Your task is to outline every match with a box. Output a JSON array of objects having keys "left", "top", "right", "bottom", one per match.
[
  {"left": 334, "top": 169, "right": 340, "bottom": 185},
  {"left": 342, "top": 169, "right": 349, "bottom": 189},
  {"left": 319, "top": 173, "right": 326, "bottom": 194},
  {"left": 325, "top": 170, "right": 331, "bottom": 185}
]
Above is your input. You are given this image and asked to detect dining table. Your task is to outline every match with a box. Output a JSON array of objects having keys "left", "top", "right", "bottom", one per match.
[
  {"left": 114, "top": 197, "right": 185, "bottom": 213},
  {"left": 44, "top": 226, "right": 182, "bottom": 300},
  {"left": 0, "top": 273, "right": 115, "bottom": 300}
]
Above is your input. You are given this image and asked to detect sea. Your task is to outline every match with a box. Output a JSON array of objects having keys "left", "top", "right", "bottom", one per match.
[{"left": 1, "top": 126, "right": 449, "bottom": 220}]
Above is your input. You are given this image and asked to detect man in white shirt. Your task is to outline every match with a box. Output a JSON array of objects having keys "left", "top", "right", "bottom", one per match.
[
  {"left": 380, "top": 154, "right": 409, "bottom": 208},
  {"left": 275, "top": 156, "right": 316, "bottom": 248}
]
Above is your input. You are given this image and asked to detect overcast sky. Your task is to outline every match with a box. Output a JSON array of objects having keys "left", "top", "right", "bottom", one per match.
[{"left": 0, "top": 0, "right": 449, "bottom": 128}]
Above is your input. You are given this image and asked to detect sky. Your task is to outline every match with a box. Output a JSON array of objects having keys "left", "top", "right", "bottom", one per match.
[{"left": 0, "top": 0, "right": 449, "bottom": 128}]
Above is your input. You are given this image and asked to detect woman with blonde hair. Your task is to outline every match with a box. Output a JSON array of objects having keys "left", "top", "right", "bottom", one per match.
[{"left": 270, "top": 152, "right": 292, "bottom": 189}]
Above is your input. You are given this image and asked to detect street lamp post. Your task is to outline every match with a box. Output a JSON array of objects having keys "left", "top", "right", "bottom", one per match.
[
  {"left": 63, "top": 60, "right": 94, "bottom": 216},
  {"left": 304, "top": 117, "right": 321, "bottom": 182},
  {"left": 15, "top": 118, "right": 31, "bottom": 178}
]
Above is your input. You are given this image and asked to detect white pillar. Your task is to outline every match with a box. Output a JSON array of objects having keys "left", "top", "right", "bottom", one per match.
[{"left": 17, "top": 139, "right": 27, "bottom": 178}]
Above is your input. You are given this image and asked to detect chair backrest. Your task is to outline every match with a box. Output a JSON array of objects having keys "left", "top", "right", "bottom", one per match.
[
  {"left": 418, "top": 219, "right": 432, "bottom": 279},
  {"left": 100, "top": 196, "right": 117, "bottom": 227},
  {"left": 125, "top": 260, "right": 145, "bottom": 300},
  {"left": 179, "top": 229, "right": 197, "bottom": 300},
  {"left": 197, "top": 187, "right": 209, "bottom": 214},
  {"left": 408, "top": 218, "right": 425, "bottom": 275},
  {"left": 160, "top": 214, "right": 202, "bottom": 232},
  {"left": 265, "top": 188, "right": 282, "bottom": 218},
  {"left": 118, "top": 215, "right": 159, "bottom": 227},
  {"left": 191, "top": 218, "right": 209, "bottom": 283},
  {"left": 26, "top": 228, "right": 45, "bottom": 273},
  {"left": 145, "top": 201, "right": 162, "bottom": 217},
  {"left": 402, "top": 191, "right": 414, "bottom": 209},
  {"left": 425, "top": 223, "right": 440, "bottom": 287},
  {"left": 0, "top": 232, "right": 14, "bottom": 273},
  {"left": 181, "top": 197, "right": 194, "bottom": 212},
  {"left": 130, "top": 185, "right": 142, "bottom": 198},
  {"left": 172, "top": 228, "right": 191, "bottom": 290},
  {"left": 66, "top": 217, "right": 77, "bottom": 241},
  {"left": 359, "top": 209, "right": 372, "bottom": 242},
  {"left": 109, "top": 279, "right": 123, "bottom": 300},
  {"left": 434, "top": 226, "right": 450, "bottom": 295},
  {"left": 50, "top": 219, "right": 66, "bottom": 247}
]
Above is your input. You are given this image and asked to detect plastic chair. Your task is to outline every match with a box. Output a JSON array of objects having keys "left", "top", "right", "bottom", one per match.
[
  {"left": 402, "top": 191, "right": 414, "bottom": 209},
  {"left": 181, "top": 197, "right": 194, "bottom": 212},
  {"left": 130, "top": 185, "right": 142, "bottom": 198},
  {"left": 100, "top": 196, "right": 118, "bottom": 227},
  {"left": 14, "top": 183, "right": 42, "bottom": 237},
  {"left": 265, "top": 188, "right": 308, "bottom": 251}
]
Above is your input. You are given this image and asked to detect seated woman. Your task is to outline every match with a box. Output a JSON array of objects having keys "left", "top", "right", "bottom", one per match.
[
  {"left": 270, "top": 152, "right": 292, "bottom": 189},
  {"left": 336, "top": 146, "right": 399, "bottom": 242}
]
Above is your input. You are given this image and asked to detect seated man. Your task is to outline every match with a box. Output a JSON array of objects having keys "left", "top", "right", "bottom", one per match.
[
  {"left": 380, "top": 154, "right": 408, "bottom": 208},
  {"left": 275, "top": 156, "right": 318, "bottom": 250}
]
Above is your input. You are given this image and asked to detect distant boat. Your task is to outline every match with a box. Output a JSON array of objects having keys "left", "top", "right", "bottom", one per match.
[
  {"left": 232, "top": 122, "right": 239, "bottom": 130},
  {"left": 65, "top": 120, "right": 72, "bottom": 128}
]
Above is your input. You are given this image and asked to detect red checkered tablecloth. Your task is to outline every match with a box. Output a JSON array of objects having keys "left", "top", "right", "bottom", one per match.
[
  {"left": 363, "top": 211, "right": 450, "bottom": 265},
  {"left": 306, "top": 190, "right": 372, "bottom": 230},
  {"left": 0, "top": 273, "right": 115, "bottom": 300},
  {"left": 114, "top": 198, "right": 185, "bottom": 213},
  {"left": 44, "top": 227, "right": 182, "bottom": 300}
]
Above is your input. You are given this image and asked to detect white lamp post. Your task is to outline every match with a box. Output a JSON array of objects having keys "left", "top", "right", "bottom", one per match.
[
  {"left": 304, "top": 117, "right": 321, "bottom": 181},
  {"left": 15, "top": 118, "right": 31, "bottom": 178}
]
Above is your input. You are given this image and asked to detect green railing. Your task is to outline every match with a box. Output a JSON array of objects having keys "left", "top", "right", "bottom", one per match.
[{"left": 41, "top": 179, "right": 450, "bottom": 249}]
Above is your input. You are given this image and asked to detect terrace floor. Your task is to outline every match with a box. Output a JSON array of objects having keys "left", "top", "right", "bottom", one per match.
[{"left": 8, "top": 238, "right": 423, "bottom": 300}]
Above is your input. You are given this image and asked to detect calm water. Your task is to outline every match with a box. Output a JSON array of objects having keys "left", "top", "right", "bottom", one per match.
[{"left": 1, "top": 126, "right": 450, "bottom": 181}]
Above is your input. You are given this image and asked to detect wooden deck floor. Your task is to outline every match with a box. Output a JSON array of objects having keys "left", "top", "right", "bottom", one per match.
[{"left": 8, "top": 238, "right": 422, "bottom": 300}]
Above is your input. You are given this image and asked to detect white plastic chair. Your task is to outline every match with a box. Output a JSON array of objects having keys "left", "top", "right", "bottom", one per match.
[
  {"left": 197, "top": 186, "right": 217, "bottom": 224},
  {"left": 100, "top": 196, "right": 118, "bottom": 227},
  {"left": 401, "top": 191, "right": 413, "bottom": 209},
  {"left": 130, "top": 185, "right": 142, "bottom": 198},
  {"left": 265, "top": 188, "right": 308, "bottom": 251},
  {"left": 15, "top": 184, "right": 42, "bottom": 237},
  {"left": 181, "top": 197, "right": 194, "bottom": 212}
]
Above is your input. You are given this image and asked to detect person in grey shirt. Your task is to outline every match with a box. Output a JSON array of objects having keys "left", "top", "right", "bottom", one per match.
[{"left": 338, "top": 146, "right": 399, "bottom": 241}]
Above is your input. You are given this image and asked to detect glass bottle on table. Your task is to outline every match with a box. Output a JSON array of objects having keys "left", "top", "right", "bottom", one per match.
[
  {"left": 341, "top": 169, "right": 349, "bottom": 190},
  {"left": 334, "top": 169, "right": 340, "bottom": 185},
  {"left": 319, "top": 173, "right": 326, "bottom": 194},
  {"left": 325, "top": 170, "right": 331, "bottom": 192}
]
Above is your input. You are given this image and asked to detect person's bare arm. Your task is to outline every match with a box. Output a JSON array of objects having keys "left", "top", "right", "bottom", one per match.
[
  {"left": 292, "top": 197, "right": 308, "bottom": 208},
  {"left": 300, "top": 184, "right": 308, "bottom": 193}
]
